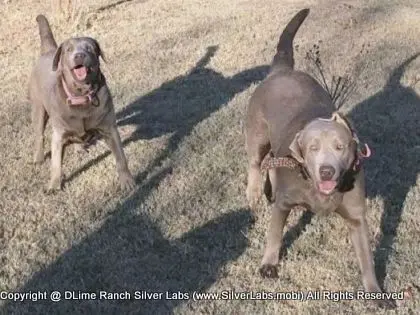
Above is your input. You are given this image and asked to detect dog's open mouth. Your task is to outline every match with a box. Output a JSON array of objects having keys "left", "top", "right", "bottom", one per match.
[
  {"left": 72, "top": 65, "right": 88, "bottom": 81},
  {"left": 317, "top": 180, "right": 337, "bottom": 195}
]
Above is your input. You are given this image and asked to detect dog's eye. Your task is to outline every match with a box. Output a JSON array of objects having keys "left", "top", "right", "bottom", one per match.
[
  {"left": 336, "top": 144, "right": 344, "bottom": 150},
  {"left": 66, "top": 46, "right": 73, "bottom": 52}
]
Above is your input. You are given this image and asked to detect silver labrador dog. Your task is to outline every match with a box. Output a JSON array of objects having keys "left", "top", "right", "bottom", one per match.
[
  {"left": 245, "top": 9, "right": 395, "bottom": 309},
  {"left": 29, "top": 15, "right": 135, "bottom": 192}
]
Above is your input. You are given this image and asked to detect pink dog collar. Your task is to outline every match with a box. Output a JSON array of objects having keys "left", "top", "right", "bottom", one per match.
[{"left": 61, "top": 79, "right": 98, "bottom": 106}]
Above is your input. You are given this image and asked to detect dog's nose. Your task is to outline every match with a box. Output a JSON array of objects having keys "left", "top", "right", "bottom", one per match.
[
  {"left": 319, "top": 165, "right": 335, "bottom": 181},
  {"left": 74, "top": 52, "right": 86, "bottom": 62}
]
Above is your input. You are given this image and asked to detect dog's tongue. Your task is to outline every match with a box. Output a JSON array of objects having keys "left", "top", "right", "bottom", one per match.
[
  {"left": 73, "top": 66, "right": 87, "bottom": 80},
  {"left": 318, "top": 180, "right": 337, "bottom": 194}
]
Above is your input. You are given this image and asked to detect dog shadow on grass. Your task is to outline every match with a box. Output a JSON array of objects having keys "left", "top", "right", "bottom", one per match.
[
  {"left": 66, "top": 45, "right": 269, "bottom": 184},
  {"left": 348, "top": 53, "right": 420, "bottom": 288},
  {"left": 3, "top": 204, "right": 253, "bottom": 314}
]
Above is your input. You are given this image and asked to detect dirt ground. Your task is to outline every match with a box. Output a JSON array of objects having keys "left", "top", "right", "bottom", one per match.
[{"left": 0, "top": 0, "right": 419, "bottom": 314}]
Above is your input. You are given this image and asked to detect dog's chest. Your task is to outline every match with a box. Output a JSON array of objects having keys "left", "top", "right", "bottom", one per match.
[
  {"left": 62, "top": 100, "right": 108, "bottom": 126},
  {"left": 59, "top": 111, "right": 104, "bottom": 142},
  {"left": 62, "top": 126, "right": 99, "bottom": 143},
  {"left": 304, "top": 187, "right": 343, "bottom": 215}
]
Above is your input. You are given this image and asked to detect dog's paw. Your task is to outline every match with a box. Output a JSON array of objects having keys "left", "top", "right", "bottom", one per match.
[
  {"left": 32, "top": 148, "right": 46, "bottom": 164},
  {"left": 45, "top": 177, "right": 63, "bottom": 194},
  {"left": 43, "top": 186, "right": 60, "bottom": 195},
  {"left": 119, "top": 173, "right": 136, "bottom": 192},
  {"left": 259, "top": 264, "right": 279, "bottom": 278},
  {"left": 375, "top": 298, "right": 397, "bottom": 310},
  {"left": 246, "top": 186, "right": 261, "bottom": 211}
]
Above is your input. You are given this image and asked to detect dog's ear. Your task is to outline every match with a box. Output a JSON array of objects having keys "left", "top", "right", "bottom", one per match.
[
  {"left": 331, "top": 111, "right": 362, "bottom": 145},
  {"left": 331, "top": 112, "right": 353, "bottom": 133},
  {"left": 52, "top": 44, "right": 63, "bottom": 71},
  {"left": 93, "top": 39, "right": 106, "bottom": 63},
  {"left": 289, "top": 132, "right": 304, "bottom": 163}
]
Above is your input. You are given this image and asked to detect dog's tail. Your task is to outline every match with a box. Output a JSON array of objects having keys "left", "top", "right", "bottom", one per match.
[
  {"left": 272, "top": 8, "right": 309, "bottom": 71},
  {"left": 36, "top": 15, "right": 57, "bottom": 54}
]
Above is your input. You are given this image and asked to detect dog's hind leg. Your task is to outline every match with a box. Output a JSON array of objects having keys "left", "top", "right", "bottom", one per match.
[
  {"left": 32, "top": 103, "right": 49, "bottom": 164},
  {"left": 245, "top": 113, "right": 270, "bottom": 211}
]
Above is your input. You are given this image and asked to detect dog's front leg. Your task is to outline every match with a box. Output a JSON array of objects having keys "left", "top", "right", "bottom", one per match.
[
  {"left": 47, "top": 129, "right": 64, "bottom": 192},
  {"left": 259, "top": 202, "right": 291, "bottom": 278},
  {"left": 101, "top": 124, "right": 135, "bottom": 191},
  {"left": 341, "top": 212, "right": 380, "bottom": 291},
  {"left": 339, "top": 212, "right": 395, "bottom": 309}
]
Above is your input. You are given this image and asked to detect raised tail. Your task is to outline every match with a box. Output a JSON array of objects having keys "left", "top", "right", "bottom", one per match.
[
  {"left": 36, "top": 15, "right": 57, "bottom": 54},
  {"left": 272, "top": 8, "right": 310, "bottom": 71}
]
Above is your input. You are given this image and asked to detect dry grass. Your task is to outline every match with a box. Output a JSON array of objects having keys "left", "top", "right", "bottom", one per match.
[{"left": 0, "top": 0, "right": 419, "bottom": 314}]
